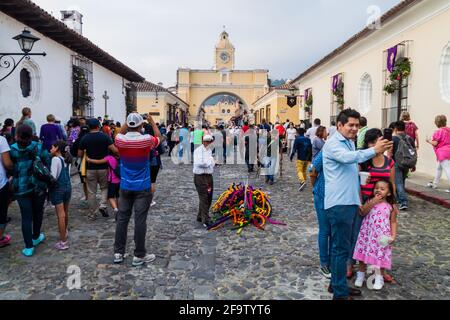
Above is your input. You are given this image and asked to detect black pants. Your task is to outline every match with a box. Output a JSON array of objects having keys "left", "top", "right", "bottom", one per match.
[
  {"left": 194, "top": 174, "right": 213, "bottom": 223},
  {"left": 17, "top": 192, "right": 46, "bottom": 249},
  {"left": 168, "top": 142, "right": 176, "bottom": 157},
  {"left": 0, "top": 183, "right": 10, "bottom": 229},
  {"left": 114, "top": 189, "right": 152, "bottom": 258}
]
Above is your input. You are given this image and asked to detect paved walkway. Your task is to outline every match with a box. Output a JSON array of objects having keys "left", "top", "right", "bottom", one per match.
[
  {"left": 0, "top": 156, "right": 449, "bottom": 300},
  {"left": 406, "top": 172, "right": 450, "bottom": 209}
]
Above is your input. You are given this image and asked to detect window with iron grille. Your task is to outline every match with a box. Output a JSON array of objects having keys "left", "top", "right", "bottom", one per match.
[
  {"left": 125, "top": 83, "right": 138, "bottom": 115},
  {"left": 304, "top": 88, "right": 313, "bottom": 123},
  {"left": 330, "top": 73, "right": 344, "bottom": 126},
  {"left": 72, "top": 55, "right": 94, "bottom": 117},
  {"left": 382, "top": 41, "right": 413, "bottom": 128}
]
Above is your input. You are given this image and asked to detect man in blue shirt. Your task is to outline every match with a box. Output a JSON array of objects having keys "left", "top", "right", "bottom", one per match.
[
  {"left": 290, "top": 128, "right": 312, "bottom": 191},
  {"left": 323, "top": 109, "right": 392, "bottom": 300}
]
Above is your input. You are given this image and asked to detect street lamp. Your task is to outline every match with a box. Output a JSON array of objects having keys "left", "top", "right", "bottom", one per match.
[
  {"left": 0, "top": 28, "right": 47, "bottom": 82},
  {"left": 14, "top": 29, "right": 41, "bottom": 53}
]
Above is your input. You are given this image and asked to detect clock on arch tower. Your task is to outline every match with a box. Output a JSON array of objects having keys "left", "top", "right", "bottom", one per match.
[{"left": 215, "top": 30, "right": 235, "bottom": 70}]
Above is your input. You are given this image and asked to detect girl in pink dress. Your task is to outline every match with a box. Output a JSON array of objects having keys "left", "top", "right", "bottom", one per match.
[{"left": 353, "top": 180, "right": 399, "bottom": 290}]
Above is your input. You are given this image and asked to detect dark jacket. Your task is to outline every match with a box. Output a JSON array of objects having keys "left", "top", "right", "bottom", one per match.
[{"left": 290, "top": 135, "right": 312, "bottom": 162}]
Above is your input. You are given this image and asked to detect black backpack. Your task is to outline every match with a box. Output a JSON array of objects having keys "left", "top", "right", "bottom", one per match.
[
  {"left": 32, "top": 145, "right": 57, "bottom": 187},
  {"left": 395, "top": 135, "right": 418, "bottom": 169}
]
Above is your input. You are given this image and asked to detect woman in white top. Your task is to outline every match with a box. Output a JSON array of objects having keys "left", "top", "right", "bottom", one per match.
[{"left": 286, "top": 123, "right": 298, "bottom": 156}]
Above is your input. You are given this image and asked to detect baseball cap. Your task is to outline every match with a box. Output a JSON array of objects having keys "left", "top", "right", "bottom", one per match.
[
  {"left": 86, "top": 118, "right": 100, "bottom": 129},
  {"left": 203, "top": 135, "right": 214, "bottom": 142},
  {"left": 127, "top": 113, "right": 144, "bottom": 128}
]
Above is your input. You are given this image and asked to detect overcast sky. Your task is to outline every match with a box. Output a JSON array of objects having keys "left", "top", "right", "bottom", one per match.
[{"left": 33, "top": 0, "right": 400, "bottom": 86}]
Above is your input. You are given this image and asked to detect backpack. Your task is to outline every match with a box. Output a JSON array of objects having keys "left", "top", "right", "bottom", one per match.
[
  {"left": 405, "top": 122, "right": 417, "bottom": 141},
  {"left": 108, "top": 158, "right": 121, "bottom": 180},
  {"left": 395, "top": 135, "right": 418, "bottom": 169},
  {"left": 32, "top": 145, "right": 57, "bottom": 187}
]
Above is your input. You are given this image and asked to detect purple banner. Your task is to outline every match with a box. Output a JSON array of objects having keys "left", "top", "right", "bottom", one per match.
[
  {"left": 304, "top": 89, "right": 309, "bottom": 102},
  {"left": 332, "top": 74, "right": 340, "bottom": 92},
  {"left": 387, "top": 46, "right": 398, "bottom": 73},
  {"left": 175, "top": 112, "right": 179, "bottom": 123}
]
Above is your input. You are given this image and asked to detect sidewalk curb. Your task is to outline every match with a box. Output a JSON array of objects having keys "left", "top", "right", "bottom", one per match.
[{"left": 406, "top": 188, "right": 450, "bottom": 209}]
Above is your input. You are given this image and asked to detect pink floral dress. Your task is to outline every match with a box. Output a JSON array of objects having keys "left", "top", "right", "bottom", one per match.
[{"left": 353, "top": 202, "right": 393, "bottom": 270}]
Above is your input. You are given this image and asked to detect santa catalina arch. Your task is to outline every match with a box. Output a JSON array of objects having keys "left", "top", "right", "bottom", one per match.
[{"left": 176, "top": 31, "right": 269, "bottom": 125}]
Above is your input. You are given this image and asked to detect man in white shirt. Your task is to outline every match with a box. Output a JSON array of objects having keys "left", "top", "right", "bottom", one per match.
[
  {"left": 328, "top": 121, "right": 337, "bottom": 138},
  {"left": 306, "top": 118, "right": 322, "bottom": 140},
  {"left": 193, "top": 135, "right": 216, "bottom": 228}
]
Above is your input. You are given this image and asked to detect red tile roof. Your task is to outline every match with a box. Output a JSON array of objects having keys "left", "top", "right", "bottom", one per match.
[
  {"left": 252, "top": 83, "right": 296, "bottom": 105},
  {"left": 292, "top": 0, "right": 423, "bottom": 83},
  {"left": 0, "top": 0, "right": 144, "bottom": 82},
  {"left": 135, "top": 81, "right": 189, "bottom": 107}
]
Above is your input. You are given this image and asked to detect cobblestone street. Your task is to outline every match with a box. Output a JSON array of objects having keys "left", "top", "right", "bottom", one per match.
[{"left": 0, "top": 156, "right": 449, "bottom": 300}]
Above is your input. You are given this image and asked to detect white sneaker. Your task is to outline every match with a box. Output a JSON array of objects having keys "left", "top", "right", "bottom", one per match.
[
  {"left": 355, "top": 271, "right": 366, "bottom": 288},
  {"left": 151, "top": 201, "right": 156, "bottom": 207},
  {"left": 132, "top": 254, "right": 156, "bottom": 267},
  {"left": 373, "top": 275, "right": 384, "bottom": 291},
  {"left": 426, "top": 182, "right": 437, "bottom": 189},
  {"left": 113, "top": 253, "right": 124, "bottom": 264}
]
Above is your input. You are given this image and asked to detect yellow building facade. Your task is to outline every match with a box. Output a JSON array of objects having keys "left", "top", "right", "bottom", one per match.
[
  {"left": 253, "top": 84, "right": 300, "bottom": 125},
  {"left": 292, "top": 0, "right": 450, "bottom": 175},
  {"left": 177, "top": 31, "right": 269, "bottom": 123},
  {"left": 203, "top": 96, "right": 240, "bottom": 125},
  {"left": 136, "top": 81, "right": 189, "bottom": 125}
]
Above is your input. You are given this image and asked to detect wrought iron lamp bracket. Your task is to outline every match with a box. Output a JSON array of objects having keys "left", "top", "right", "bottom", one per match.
[{"left": 0, "top": 52, "right": 46, "bottom": 82}]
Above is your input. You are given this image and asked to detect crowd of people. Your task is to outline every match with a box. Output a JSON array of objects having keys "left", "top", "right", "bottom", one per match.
[{"left": 0, "top": 106, "right": 449, "bottom": 300}]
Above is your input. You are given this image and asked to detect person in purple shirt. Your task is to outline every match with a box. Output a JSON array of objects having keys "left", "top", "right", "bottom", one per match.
[{"left": 39, "top": 114, "right": 63, "bottom": 151}]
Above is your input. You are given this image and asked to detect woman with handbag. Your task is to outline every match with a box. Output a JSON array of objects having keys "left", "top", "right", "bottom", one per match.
[{"left": 10, "top": 125, "right": 51, "bottom": 257}]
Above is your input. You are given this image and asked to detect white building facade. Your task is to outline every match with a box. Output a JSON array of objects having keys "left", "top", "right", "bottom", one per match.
[
  {"left": 0, "top": 0, "right": 144, "bottom": 128},
  {"left": 293, "top": 0, "right": 450, "bottom": 175}
]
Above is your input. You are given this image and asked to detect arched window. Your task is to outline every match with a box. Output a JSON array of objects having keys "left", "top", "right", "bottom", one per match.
[
  {"left": 359, "top": 73, "right": 373, "bottom": 115},
  {"left": 440, "top": 41, "right": 450, "bottom": 103},
  {"left": 20, "top": 68, "right": 31, "bottom": 98}
]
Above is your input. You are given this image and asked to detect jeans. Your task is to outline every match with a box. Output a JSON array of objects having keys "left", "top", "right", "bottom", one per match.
[
  {"left": 314, "top": 194, "right": 331, "bottom": 268},
  {"left": 86, "top": 169, "right": 109, "bottom": 214},
  {"left": 326, "top": 205, "right": 359, "bottom": 299},
  {"left": 287, "top": 139, "right": 295, "bottom": 157},
  {"left": 17, "top": 192, "right": 47, "bottom": 249},
  {"left": 395, "top": 165, "right": 409, "bottom": 207},
  {"left": 194, "top": 174, "right": 213, "bottom": 223},
  {"left": 348, "top": 212, "right": 364, "bottom": 265},
  {"left": 114, "top": 189, "right": 152, "bottom": 258}
]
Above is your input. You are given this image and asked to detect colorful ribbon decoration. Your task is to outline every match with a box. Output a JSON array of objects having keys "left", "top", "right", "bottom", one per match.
[{"left": 208, "top": 183, "right": 286, "bottom": 234}]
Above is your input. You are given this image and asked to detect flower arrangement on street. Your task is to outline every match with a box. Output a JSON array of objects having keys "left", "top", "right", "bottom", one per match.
[{"left": 208, "top": 183, "right": 286, "bottom": 235}]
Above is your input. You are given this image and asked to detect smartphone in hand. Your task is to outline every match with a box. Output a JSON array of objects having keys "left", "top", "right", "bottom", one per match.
[{"left": 383, "top": 128, "right": 393, "bottom": 141}]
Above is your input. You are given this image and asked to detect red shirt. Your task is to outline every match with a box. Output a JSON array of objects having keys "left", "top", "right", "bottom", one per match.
[
  {"left": 275, "top": 125, "right": 286, "bottom": 137},
  {"left": 241, "top": 125, "right": 250, "bottom": 133},
  {"left": 361, "top": 156, "right": 395, "bottom": 200}
]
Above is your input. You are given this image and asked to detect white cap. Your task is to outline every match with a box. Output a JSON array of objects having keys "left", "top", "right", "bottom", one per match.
[
  {"left": 127, "top": 113, "right": 144, "bottom": 128},
  {"left": 203, "top": 135, "right": 214, "bottom": 142}
]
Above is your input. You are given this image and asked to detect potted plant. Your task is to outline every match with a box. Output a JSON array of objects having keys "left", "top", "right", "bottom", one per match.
[
  {"left": 304, "top": 94, "right": 313, "bottom": 113},
  {"left": 384, "top": 57, "right": 411, "bottom": 94},
  {"left": 333, "top": 81, "right": 345, "bottom": 107}
]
